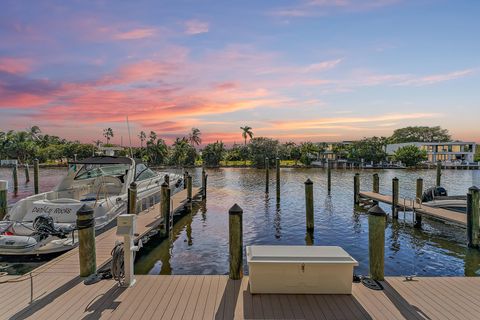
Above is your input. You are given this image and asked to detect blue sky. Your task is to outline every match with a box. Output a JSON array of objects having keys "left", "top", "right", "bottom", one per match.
[{"left": 0, "top": 0, "right": 478, "bottom": 144}]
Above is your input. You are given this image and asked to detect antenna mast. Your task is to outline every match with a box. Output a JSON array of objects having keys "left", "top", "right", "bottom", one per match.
[{"left": 126, "top": 116, "right": 133, "bottom": 158}]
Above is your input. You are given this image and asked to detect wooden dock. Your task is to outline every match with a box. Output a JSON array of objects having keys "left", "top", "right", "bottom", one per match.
[
  {"left": 2, "top": 274, "right": 480, "bottom": 319},
  {"left": 2, "top": 186, "right": 480, "bottom": 319},
  {"left": 359, "top": 191, "right": 468, "bottom": 226}
]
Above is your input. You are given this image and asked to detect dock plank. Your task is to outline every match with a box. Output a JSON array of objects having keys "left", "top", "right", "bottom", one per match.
[{"left": 2, "top": 275, "right": 480, "bottom": 319}]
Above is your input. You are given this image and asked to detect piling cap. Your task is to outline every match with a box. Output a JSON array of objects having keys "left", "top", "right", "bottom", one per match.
[
  {"left": 129, "top": 181, "right": 137, "bottom": 188},
  {"left": 77, "top": 204, "right": 94, "bottom": 216},
  {"left": 469, "top": 186, "right": 480, "bottom": 192},
  {"left": 304, "top": 178, "right": 313, "bottom": 185},
  {"left": 229, "top": 203, "right": 243, "bottom": 215},
  {"left": 393, "top": 177, "right": 398, "bottom": 181},
  {"left": 368, "top": 205, "right": 387, "bottom": 217},
  {"left": 161, "top": 181, "right": 169, "bottom": 187}
]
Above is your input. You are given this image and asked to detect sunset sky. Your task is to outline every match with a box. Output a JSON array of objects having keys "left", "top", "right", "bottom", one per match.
[{"left": 0, "top": 0, "right": 479, "bottom": 145}]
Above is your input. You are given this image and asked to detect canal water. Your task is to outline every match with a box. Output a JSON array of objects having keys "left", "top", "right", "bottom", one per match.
[{"left": 1, "top": 167, "right": 480, "bottom": 276}]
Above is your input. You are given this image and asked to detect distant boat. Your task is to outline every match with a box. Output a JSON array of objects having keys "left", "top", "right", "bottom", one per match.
[
  {"left": 422, "top": 186, "right": 467, "bottom": 213},
  {"left": 0, "top": 156, "right": 182, "bottom": 256}
]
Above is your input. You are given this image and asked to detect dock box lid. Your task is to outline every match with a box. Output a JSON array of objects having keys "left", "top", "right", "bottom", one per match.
[{"left": 246, "top": 245, "right": 358, "bottom": 265}]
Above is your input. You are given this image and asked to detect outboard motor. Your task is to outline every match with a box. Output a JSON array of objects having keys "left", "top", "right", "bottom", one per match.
[
  {"left": 175, "top": 178, "right": 183, "bottom": 189},
  {"left": 422, "top": 187, "right": 448, "bottom": 202},
  {"left": 33, "top": 215, "right": 69, "bottom": 240}
]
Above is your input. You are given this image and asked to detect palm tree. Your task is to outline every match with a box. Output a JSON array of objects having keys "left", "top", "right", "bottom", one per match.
[
  {"left": 92, "top": 140, "right": 103, "bottom": 148},
  {"left": 28, "top": 126, "right": 41, "bottom": 141},
  {"left": 148, "top": 131, "right": 157, "bottom": 144},
  {"left": 188, "top": 128, "right": 202, "bottom": 147},
  {"left": 240, "top": 126, "right": 253, "bottom": 145},
  {"left": 103, "top": 128, "right": 114, "bottom": 144},
  {"left": 138, "top": 131, "right": 146, "bottom": 148}
]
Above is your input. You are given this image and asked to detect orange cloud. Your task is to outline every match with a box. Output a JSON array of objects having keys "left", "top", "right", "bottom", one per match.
[{"left": 271, "top": 113, "right": 441, "bottom": 130}]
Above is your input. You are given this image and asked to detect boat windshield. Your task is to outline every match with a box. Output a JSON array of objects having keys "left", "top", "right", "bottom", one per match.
[{"left": 74, "top": 164, "right": 130, "bottom": 180}]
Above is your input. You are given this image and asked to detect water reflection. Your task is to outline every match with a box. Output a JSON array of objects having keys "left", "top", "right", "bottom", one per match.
[
  {"left": 2, "top": 167, "right": 480, "bottom": 276},
  {"left": 274, "top": 202, "right": 281, "bottom": 239}
]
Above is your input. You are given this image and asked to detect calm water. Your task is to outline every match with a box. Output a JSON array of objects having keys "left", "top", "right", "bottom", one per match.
[{"left": 1, "top": 166, "right": 480, "bottom": 276}]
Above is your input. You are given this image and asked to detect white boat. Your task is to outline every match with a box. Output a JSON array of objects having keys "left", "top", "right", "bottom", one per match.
[
  {"left": 0, "top": 156, "right": 182, "bottom": 256},
  {"left": 422, "top": 186, "right": 467, "bottom": 213}
]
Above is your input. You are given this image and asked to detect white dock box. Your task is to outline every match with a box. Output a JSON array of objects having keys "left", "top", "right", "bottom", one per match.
[{"left": 247, "top": 245, "right": 358, "bottom": 294}]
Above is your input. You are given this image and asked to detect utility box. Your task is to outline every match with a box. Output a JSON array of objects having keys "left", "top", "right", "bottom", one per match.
[
  {"left": 116, "top": 214, "right": 136, "bottom": 236},
  {"left": 246, "top": 245, "right": 358, "bottom": 294}
]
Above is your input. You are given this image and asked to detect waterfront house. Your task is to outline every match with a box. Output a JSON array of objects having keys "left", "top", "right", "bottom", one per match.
[{"left": 386, "top": 141, "right": 477, "bottom": 164}]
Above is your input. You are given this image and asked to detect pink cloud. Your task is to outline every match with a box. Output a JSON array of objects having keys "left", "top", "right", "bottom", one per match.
[
  {"left": 270, "top": 0, "right": 401, "bottom": 17},
  {"left": 397, "top": 69, "right": 474, "bottom": 86},
  {"left": 184, "top": 20, "right": 209, "bottom": 35},
  {"left": 112, "top": 28, "right": 157, "bottom": 40},
  {"left": 0, "top": 57, "right": 33, "bottom": 74}
]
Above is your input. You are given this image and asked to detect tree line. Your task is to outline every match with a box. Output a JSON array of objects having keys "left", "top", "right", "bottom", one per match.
[{"left": 1, "top": 125, "right": 463, "bottom": 167}]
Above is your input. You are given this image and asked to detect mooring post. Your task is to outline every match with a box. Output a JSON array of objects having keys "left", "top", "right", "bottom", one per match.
[
  {"left": 24, "top": 164, "right": 30, "bottom": 183},
  {"left": 128, "top": 182, "right": 137, "bottom": 215},
  {"left": 0, "top": 181, "right": 7, "bottom": 220},
  {"left": 373, "top": 173, "right": 379, "bottom": 193},
  {"left": 12, "top": 164, "right": 18, "bottom": 194},
  {"left": 187, "top": 174, "right": 192, "bottom": 202},
  {"left": 392, "top": 177, "right": 399, "bottom": 218},
  {"left": 202, "top": 169, "right": 207, "bottom": 199},
  {"left": 467, "top": 186, "right": 480, "bottom": 248},
  {"left": 77, "top": 204, "right": 96, "bottom": 277},
  {"left": 33, "top": 159, "right": 39, "bottom": 194},
  {"left": 354, "top": 173, "right": 360, "bottom": 205},
  {"left": 436, "top": 160, "right": 442, "bottom": 187},
  {"left": 368, "top": 205, "right": 386, "bottom": 281},
  {"left": 415, "top": 178, "right": 423, "bottom": 228},
  {"left": 229, "top": 204, "right": 243, "bottom": 280},
  {"left": 265, "top": 157, "right": 269, "bottom": 194},
  {"left": 164, "top": 174, "right": 170, "bottom": 185},
  {"left": 305, "top": 179, "right": 314, "bottom": 231},
  {"left": 183, "top": 171, "right": 188, "bottom": 189},
  {"left": 276, "top": 157, "right": 280, "bottom": 201},
  {"left": 327, "top": 159, "right": 332, "bottom": 195},
  {"left": 160, "top": 182, "right": 171, "bottom": 237}
]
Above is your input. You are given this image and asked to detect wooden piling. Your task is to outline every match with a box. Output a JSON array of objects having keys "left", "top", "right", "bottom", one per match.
[
  {"left": 372, "top": 173, "right": 379, "bottom": 193},
  {"left": 128, "top": 182, "right": 137, "bottom": 215},
  {"left": 12, "top": 164, "right": 18, "bottom": 194},
  {"left": 265, "top": 157, "right": 269, "bottom": 194},
  {"left": 327, "top": 160, "right": 331, "bottom": 195},
  {"left": 276, "top": 157, "right": 280, "bottom": 201},
  {"left": 160, "top": 182, "right": 171, "bottom": 238},
  {"left": 305, "top": 179, "right": 314, "bottom": 231},
  {"left": 0, "top": 181, "right": 7, "bottom": 220},
  {"left": 368, "top": 205, "right": 386, "bottom": 281},
  {"left": 354, "top": 173, "right": 360, "bottom": 205},
  {"left": 77, "top": 204, "right": 96, "bottom": 277},
  {"left": 436, "top": 160, "right": 442, "bottom": 187},
  {"left": 415, "top": 178, "right": 423, "bottom": 228},
  {"left": 24, "top": 164, "right": 30, "bottom": 183},
  {"left": 164, "top": 174, "right": 170, "bottom": 185},
  {"left": 202, "top": 169, "right": 207, "bottom": 199},
  {"left": 229, "top": 204, "right": 243, "bottom": 280},
  {"left": 33, "top": 159, "right": 39, "bottom": 194},
  {"left": 183, "top": 171, "right": 188, "bottom": 189},
  {"left": 187, "top": 174, "right": 192, "bottom": 202},
  {"left": 392, "top": 177, "right": 399, "bottom": 218},
  {"left": 467, "top": 186, "right": 480, "bottom": 248}
]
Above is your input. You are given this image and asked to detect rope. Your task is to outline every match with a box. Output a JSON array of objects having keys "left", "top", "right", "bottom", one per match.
[{"left": 110, "top": 242, "right": 125, "bottom": 285}]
